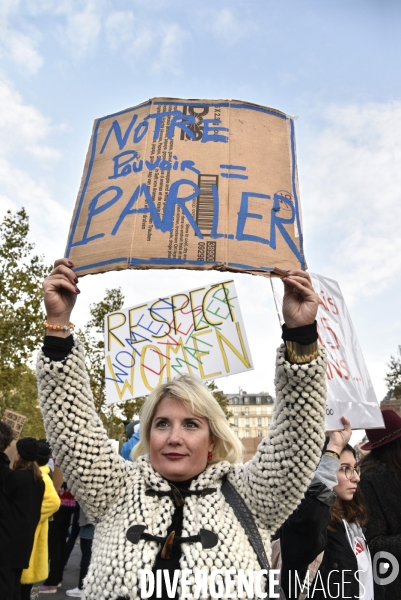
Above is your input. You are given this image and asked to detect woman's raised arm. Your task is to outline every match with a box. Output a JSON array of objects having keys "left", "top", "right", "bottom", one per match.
[
  {"left": 38, "top": 259, "right": 132, "bottom": 524},
  {"left": 229, "top": 270, "right": 328, "bottom": 532}
]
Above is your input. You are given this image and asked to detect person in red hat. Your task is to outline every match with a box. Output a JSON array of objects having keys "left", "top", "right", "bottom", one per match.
[{"left": 359, "top": 409, "right": 401, "bottom": 598}]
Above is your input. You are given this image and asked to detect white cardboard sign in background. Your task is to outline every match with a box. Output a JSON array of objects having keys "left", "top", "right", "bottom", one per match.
[
  {"left": 104, "top": 280, "right": 253, "bottom": 404},
  {"left": 272, "top": 273, "right": 384, "bottom": 430}
]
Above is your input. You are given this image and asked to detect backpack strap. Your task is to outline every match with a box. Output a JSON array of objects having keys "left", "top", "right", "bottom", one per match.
[{"left": 221, "top": 476, "right": 286, "bottom": 600}]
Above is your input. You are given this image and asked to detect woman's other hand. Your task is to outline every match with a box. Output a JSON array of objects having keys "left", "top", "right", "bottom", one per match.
[
  {"left": 43, "top": 258, "right": 79, "bottom": 336},
  {"left": 326, "top": 417, "right": 352, "bottom": 455},
  {"left": 282, "top": 269, "right": 319, "bottom": 328}
]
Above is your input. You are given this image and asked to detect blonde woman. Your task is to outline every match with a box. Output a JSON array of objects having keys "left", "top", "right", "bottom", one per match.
[{"left": 37, "top": 258, "right": 327, "bottom": 600}]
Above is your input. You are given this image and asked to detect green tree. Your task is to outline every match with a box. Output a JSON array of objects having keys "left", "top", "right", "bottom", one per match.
[
  {"left": 385, "top": 355, "right": 401, "bottom": 397},
  {"left": 0, "top": 209, "right": 50, "bottom": 369},
  {"left": 2, "top": 367, "right": 45, "bottom": 439},
  {"left": 206, "top": 380, "right": 232, "bottom": 418},
  {"left": 0, "top": 208, "right": 50, "bottom": 436},
  {"left": 76, "top": 287, "right": 125, "bottom": 416}
]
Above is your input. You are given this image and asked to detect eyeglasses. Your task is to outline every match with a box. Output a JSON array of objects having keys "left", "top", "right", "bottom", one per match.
[{"left": 339, "top": 465, "right": 360, "bottom": 480}]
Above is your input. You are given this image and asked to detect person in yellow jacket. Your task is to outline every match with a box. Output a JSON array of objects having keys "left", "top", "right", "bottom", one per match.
[{"left": 20, "top": 442, "right": 61, "bottom": 600}]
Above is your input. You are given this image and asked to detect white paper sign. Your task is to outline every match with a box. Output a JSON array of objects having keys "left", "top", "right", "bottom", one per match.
[
  {"left": 104, "top": 280, "right": 253, "bottom": 404},
  {"left": 272, "top": 273, "right": 384, "bottom": 430}
]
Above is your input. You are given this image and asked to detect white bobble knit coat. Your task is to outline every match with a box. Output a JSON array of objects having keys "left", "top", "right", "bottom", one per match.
[{"left": 37, "top": 340, "right": 327, "bottom": 600}]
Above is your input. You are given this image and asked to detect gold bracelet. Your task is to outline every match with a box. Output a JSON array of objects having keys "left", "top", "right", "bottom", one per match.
[
  {"left": 285, "top": 339, "right": 319, "bottom": 364},
  {"left": 324, "top": 450, "right": 340, "bottom": 460},
  {"left": 43, "top": 320, "right": 74, "bottom": 331}
]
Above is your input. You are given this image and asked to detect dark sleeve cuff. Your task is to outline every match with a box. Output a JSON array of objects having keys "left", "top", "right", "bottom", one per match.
[
  {"left": 281, "top": 321, "right": 318, "bottom": 345},
  {"left": 42, "top": 335, "right": 74, "bottom": 361},
  {"left": 308, "top": 481, "right": 337, "bottom": 507}
]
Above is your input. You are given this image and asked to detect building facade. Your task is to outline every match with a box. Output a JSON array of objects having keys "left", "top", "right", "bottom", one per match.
[{"left": 226, "top": 392, "right": 274, "bottom": 440}]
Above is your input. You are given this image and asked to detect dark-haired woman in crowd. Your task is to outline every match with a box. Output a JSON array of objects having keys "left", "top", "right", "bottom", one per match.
[
  {"left": 0, "top": 435, "right": 44, "bottom": 600},
  {"left": 280, "top": 421, "right": 382, "bottom": 599},
  {"left": 359, "top": 409, "right": 401, "bottom": 599},
  {"left": 20, "top": 441, "right": 61, "bottom": 600}
]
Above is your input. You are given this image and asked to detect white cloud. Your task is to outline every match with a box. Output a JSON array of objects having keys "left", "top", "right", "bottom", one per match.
[
  {"left": 105, "top": 10, "right": 136, "bottom": 53},
  {"left": 201, "top": 8, "right": 257, "bottom": 47},
  {"left": 6, "top": 29, "right": 43, "bottom": 73},
  {"left": 0, "top": 77, "right": 68, "bottom": 261},
  {"left": 105, "top": 11, "right": 187, "bottom": 75},
  {"left": 57, "top": 3, "right": 101, "bottom": 60},
  {"left": 0, "top": 156, "right": 70, "bottom": 260},
  {"left": 0, "top": 2, "right": 189, "bottom": 75},
  {"left": 0, "top": 0, "right": 20, "bottom": 18},
  {"left": 300, "top": 101, "right": 401, "bottom": 304},
  {"left": 152, "top": 23, "right": 189, "bottom": 75},
  {"left": 0, "top": 0, "right": 103, "bottom": 63},
  {"left": 0, "top": 76, "right": 61, "bottom": 161},
  {"left": 105, "top": 10, "right": 154, "bottom": 60},
  {"left": 0, "top": 20, "right": 43, "bottom": 74}
]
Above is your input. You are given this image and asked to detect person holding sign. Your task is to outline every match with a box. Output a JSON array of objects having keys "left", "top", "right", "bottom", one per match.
[{"left": 37, "top": 259, "right": 327, "bottom": 600}]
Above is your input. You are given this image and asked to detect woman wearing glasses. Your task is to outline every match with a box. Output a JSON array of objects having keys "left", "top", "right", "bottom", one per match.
[{"left": 279, "top": 425, "right": 383, "bottom": 599}]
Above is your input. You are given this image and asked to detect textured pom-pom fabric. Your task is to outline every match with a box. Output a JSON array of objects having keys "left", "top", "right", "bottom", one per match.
[{"left": 37, "top": 341, "right": 327, "bottom": 599}]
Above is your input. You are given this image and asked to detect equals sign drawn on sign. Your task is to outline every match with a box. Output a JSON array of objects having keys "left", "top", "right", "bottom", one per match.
[{"left": 220, "top": 164, "right": 248, "bottom": 180}]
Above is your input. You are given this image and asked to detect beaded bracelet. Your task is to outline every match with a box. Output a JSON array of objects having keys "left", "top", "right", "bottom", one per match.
[
  {"left": 285, "top": 339, "right": 319, "bottom": 364},
  {"left": 43, "top": 320, "right": 74, "bottom": 331},
  {"left": 324, "top": 450, "right": 340, "bottom": 460}
]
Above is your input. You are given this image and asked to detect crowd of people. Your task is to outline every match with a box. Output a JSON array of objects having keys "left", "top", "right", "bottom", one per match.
[
  {"left": 0, "top": 426, "right": 98, "bottom": 599},
  {"left": 0, "top": 257, "right": 400, "bottom": 600}
]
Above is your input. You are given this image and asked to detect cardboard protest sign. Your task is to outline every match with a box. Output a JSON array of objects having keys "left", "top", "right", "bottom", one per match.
[
  {"left": 66, "top": 98, "right": 305, "bottom": 277},
  {"left": 104, "top": 280, "right": 253, "bottom": 404},
  {"left": 3, "top": 409, "right": 26, "bottom": 439},
  {"left": 272, "top": 273, "right": 384, "bottom": 430}
]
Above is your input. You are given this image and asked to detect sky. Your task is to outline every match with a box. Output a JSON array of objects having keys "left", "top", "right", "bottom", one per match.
[{"left": 1, "top": 0, "right": 400, "bottom": 438}]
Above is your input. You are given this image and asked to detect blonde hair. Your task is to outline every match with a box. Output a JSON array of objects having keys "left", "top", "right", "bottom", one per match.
[{"left": 132, "top": 374, "right": 243, "bottom": 464}]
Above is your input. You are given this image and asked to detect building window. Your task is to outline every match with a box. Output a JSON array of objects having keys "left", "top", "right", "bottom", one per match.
[
  {"left": 233, "top": 407, "right": 238, "bottom": 415},
  {"left": 245, "top": 407, "right": 249, "bottom": 415},
  {"left": 257, "top": 418, "right": 262, "bottom": 427},
  {"left": 245, "top": 418, "right": 250, "bottom": 427},
  {"left": 257, "top": 430, "right": 262, "bottom": 437},
  {"left": 256, "top": 396, "right": 261, "bottom": 404},
  {"left": 244, "top": 396, "right": 250, "bottom": 404},
  {"left": 245, "top": 431, "right": 250, "bottom": 438},
  {"left": 232, "top": 397, "right": 239, "bottom": 404},
  {"left": 256, "top": 406, "right": 261, "bottom": 415},
  {"left": 234, "top": 431, "right": 239, "bottom": 437},
  {"left": 234, "top": 418, "right": 238, "bottom": 427}
]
